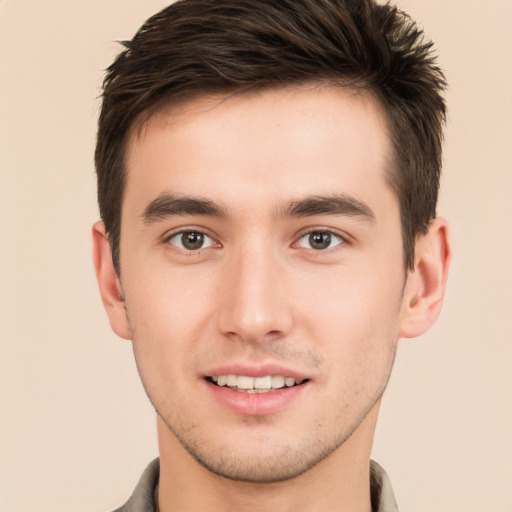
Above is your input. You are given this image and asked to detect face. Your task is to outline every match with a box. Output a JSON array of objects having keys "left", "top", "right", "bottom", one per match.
[{"left": 118, "top": 86, "right": 408, "bottom": 482}]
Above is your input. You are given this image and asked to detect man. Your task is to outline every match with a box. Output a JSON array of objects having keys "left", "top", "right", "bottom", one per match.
[{"left": 92, "top": 0, "right": 451, "bottom": 510}]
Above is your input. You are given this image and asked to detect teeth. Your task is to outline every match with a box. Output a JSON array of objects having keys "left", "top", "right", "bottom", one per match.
[
  {"left": 226, "top": 374, "right": 238, "bottom": 386},
  {"left": 211, "top": 374, "right": 304, "bottom": 392},
  {"left": 254, "top": 376, "right": 272, "bottom": 389},
  {"left": 284, "top": 377, "right": 295, "bottom": 387},
  {"left": 237, "top": 376, "right": 254, "bottom": 389},
  {"left": 271, "top": 375, "right": 285, "bottom": 388}
]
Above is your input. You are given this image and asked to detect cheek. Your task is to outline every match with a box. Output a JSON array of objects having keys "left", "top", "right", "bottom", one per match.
[
  {"left": 297, "top": 259, "right": 404, "bottom": 370},
  {"left": 124, "top": 268, "right": 219, "bottom": 413},
  {"left": 123, "top": 265, "right": 219, "bottom": 359},
  {"left": 300, "top": 258, "right": 403, "bottom": 324}
]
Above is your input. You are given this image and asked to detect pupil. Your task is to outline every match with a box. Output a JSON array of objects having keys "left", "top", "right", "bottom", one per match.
[
  {"left": 309, "top": 232, "right": 331, "bottom": 250},
  {"left": 183, "top": 232, "right": 204, "bottom": 250}
]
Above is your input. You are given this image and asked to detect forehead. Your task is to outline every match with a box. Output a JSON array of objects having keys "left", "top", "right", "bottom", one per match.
[{"left": 124, "top": 84, "right": 394, "bottom": 215}]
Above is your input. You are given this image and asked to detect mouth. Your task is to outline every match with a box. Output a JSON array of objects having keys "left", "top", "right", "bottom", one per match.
[{"left": 207, "top": 374, "right": 309, "bottom": 394}]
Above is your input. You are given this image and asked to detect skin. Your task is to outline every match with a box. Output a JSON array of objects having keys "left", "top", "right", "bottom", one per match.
[{"left": 93, "top": 85, "right": 451, "bottom": 512}]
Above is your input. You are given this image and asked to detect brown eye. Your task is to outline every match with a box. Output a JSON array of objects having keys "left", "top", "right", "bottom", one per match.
[
  {"left": 297, "top": 231, "right": 343, "bottom": 250},
  {"left": 309, "top": 232, "right": 331, "bottom": 249},
  {"left": 168, "top": 231, "right": 213, "bottom": 251}
]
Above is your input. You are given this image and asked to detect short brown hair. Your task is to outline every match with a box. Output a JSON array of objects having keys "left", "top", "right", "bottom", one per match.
[{"left": 96, "top": 0, "right": 446, "bottom": 273}]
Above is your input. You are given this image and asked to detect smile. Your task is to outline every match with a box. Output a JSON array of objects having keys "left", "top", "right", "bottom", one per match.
[{"left": 209, "top": 375, "right": 307, "bottom": 393}]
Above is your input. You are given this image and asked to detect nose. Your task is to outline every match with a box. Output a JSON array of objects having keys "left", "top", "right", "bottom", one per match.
[{"left": 216, "top": 244, "right": 294, "bottom": 344}]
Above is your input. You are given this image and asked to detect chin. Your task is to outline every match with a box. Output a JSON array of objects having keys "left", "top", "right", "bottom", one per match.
[{"left": 161, "top": 413, "right": 351, "bottom": 483}]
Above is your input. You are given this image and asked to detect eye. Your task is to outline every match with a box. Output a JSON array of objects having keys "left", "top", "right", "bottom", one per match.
[
  {"left": 167, "top": 230, "right": 215, "bottom": 251},
  {"left": 296, "top": 231, "right": 344, "bottom": 251}
]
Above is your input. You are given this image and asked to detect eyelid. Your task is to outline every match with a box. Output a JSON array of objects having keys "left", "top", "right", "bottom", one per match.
[
  {"left": 292, "top": 227, "right": 350, "bottom": 250},
  {"left": 162, "top": 225, "right": 216, "bottom": 240},
  {"left": 163, "top": 227, "right": 221, "bottom": 251}
]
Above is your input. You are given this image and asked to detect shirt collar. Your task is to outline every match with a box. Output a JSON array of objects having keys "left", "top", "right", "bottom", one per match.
[{"left": 115, "top": 458, "right": 399, "bottom": 512}]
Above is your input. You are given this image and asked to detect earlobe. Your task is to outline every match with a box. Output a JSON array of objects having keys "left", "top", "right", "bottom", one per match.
[
  {"left": 92, "top": 221, "right": 132, "bottom": 340},
  {"left": 399, "top": 217, "right": 452, "bottom": 339}
]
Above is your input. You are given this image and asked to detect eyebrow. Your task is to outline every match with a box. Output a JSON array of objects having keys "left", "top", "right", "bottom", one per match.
[
  {"left": 279, "top": 194, "right": 375, "bottom": 221},
  {"left": 140, "top": 193, "right": 375, "bottom": 224},
  {"left": 140, "top": 194, "right": 229, "bottom": 224}
]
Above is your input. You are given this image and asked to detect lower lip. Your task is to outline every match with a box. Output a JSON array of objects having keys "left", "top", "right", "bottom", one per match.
[{"left": 205, "top": 380, "right": 309, "bottom": 416}]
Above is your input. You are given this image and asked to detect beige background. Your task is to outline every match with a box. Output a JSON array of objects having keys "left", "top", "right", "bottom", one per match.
[{"left": 1, "top": 0, "right": 511, "bottom": 510}]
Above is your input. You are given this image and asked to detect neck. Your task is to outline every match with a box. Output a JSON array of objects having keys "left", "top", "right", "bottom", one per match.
[{"left": 156, "top": 406, "right": 379, "bottom": 512}]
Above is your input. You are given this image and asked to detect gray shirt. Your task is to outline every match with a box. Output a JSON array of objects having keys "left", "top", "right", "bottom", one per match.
[{"left": 113, "top": 458, "right": 399, "bottom": 512}]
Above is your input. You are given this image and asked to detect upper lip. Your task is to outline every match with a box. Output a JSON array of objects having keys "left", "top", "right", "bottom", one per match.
[{"left": 204, "top": 363, "right": 309, "bottom": 380}]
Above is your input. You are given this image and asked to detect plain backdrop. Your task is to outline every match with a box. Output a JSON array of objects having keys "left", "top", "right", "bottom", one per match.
[{"left": 1, "top": 1, "right": 511, "bottom": 511}]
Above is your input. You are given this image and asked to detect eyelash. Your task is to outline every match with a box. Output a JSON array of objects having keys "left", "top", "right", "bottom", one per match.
[
  {"left": 163, "top": 228, "right": 348, "bottom": 254},
  {"left": 164, "top": 230, "right": 218, "bottom": 253},
  {"left": 293, "top": 230, "right": 346, "bottom": 252}
]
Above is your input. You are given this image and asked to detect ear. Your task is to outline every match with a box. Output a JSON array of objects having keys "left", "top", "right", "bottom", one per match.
[
  {"left": 399, "top": 217, "right": 452, "bottom": 338},
  {"left": 92, "top": 221, "right": 132, "bottom": 340}
]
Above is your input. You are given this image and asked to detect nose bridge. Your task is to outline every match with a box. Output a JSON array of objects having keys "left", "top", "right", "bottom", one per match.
[{"left": 217, "top": 237, "right": 293, "bottom": 342}]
